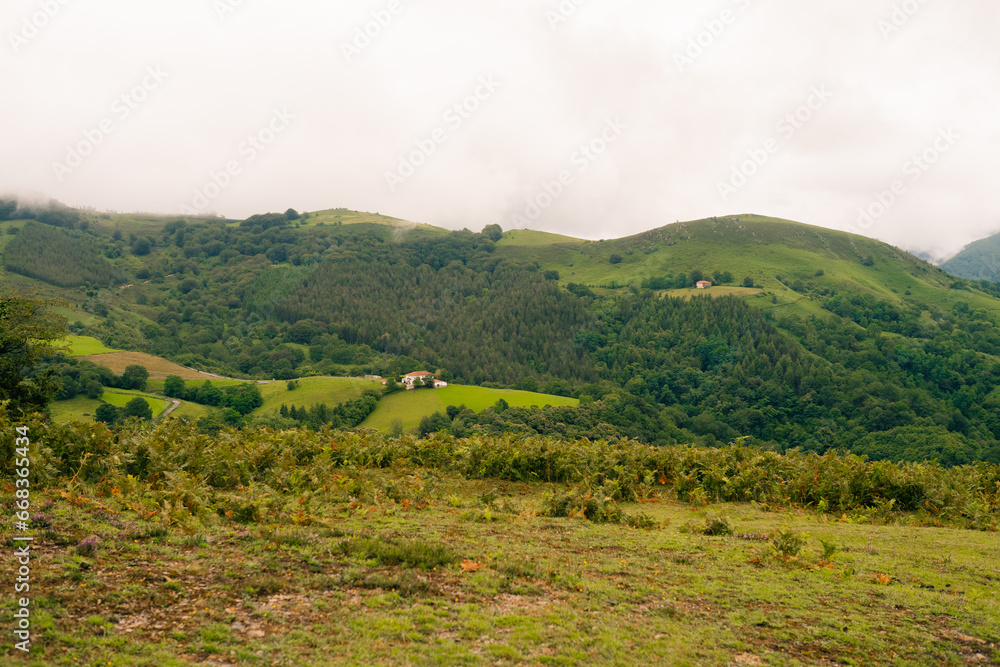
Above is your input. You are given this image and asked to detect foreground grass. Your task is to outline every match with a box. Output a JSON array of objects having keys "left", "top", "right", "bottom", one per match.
[
  {"left": 1, "top": 470, "right": 998, "bottom": 666},
  {"left": 2, "top": 414, "right": 997, "bottom": 665}
]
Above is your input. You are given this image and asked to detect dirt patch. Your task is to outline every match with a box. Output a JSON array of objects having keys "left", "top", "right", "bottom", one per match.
[{"left": 79, "top": 351, "right": 222, "bottom": 381}]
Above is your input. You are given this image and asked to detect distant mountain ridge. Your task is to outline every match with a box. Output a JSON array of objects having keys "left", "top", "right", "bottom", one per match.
[{"left": 941, "top": 230, "right": 1000, "bottom": 282}]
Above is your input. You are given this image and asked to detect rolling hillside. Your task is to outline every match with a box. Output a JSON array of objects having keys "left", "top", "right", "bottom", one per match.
[
  {"left": 941, "top": 230, "right": 1000, "bottom": 282},
  {"left": 8, "top": 199, "right": 1000, "bottom": 462},
  {"left": 498, "top": 214, "right": 996, "bottom": 318}
]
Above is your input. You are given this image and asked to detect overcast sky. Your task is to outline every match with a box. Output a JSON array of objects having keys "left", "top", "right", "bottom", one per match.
[{"left": 2, "top": 0, "right": 998, "bottom": 259}]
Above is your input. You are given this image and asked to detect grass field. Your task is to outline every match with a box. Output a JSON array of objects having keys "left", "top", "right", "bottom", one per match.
[
  {"left": 297, "top": 209, "right": 445, "bottom": 234},
  {"left": 49, "top": 391, "right": 172, "bottom": 423},
  {"left": 497, "top": 229, "right": 585, "bottom": 247},
  {"left": 5, "top": 462, "right": 997, "bottom": 666},
  {"left": 61, "top": 335, "right": 118, "bottom": 356},
  {"left": 257, "top": 376, "right": 386, "bottom": 415},
  {"left": 497, "top": 214, "right": 1000, "bottom": 321},
  {"left": 362, "top": 385, "right": 580, "bottom": 432},
  {"left": 165, "top": 400, "right": 211, "bottom": 421},
  {"left": 661, "top": 286, "right": 766, "bottom": 300},
  {"left": 101, "top": 391, "right": 171, "bottom": 417},
  {"left": 79, "top": 351, "right": 224, "bottom": 381},
  {"left": 47, "top": 395, "right": 103, "bottom": 423}
]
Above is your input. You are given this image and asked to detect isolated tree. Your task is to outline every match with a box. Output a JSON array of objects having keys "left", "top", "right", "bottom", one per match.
[
  {"left": 95, "top": 402, "right": 123, "bottom": 426},
  {"left": 481, "top": 224, "right": 503, "bottom": 242},
  {"left": 163, "top": 375, "right": 185, "bottom": 398},
  {"left": 85, "top": 380, "right": 104, "bottom": 400},
  {"left": 131, "top": 238, "right": 152, "bottom": 256},
  {"left": 121, "top": 365, "right": 149, "bottom": 391},
  {"left": 222, "top": 383, "right": 264, "bottom": 415},
  {"left": 742, "top": 276, "right": 755, "bottom": 288},
  {"left": 123, "top": 397, "right": 153, "bottom": 421},
  {"left": 0, "top": 296, "right": 66, "bottom": 416},
  {"left": 609, "top": 254, "right": 623, "bottom": 265}
]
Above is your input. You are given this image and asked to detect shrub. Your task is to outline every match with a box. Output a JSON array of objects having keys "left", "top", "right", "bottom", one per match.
[{"left": 337, "top": 537, "right": 454, "bottom": 570}]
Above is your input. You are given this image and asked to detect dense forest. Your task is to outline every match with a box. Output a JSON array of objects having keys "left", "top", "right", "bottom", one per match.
[{"left": 4, "top": 222, "right": 123, "bottom": 287}]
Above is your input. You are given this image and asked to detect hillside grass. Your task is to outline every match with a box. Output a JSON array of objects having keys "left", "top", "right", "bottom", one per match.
[
  {"left": 60, "top": 335, "right": 118, "bottom": 356},
  {"left": 100, "top": 391, "right": 171, "bottom": 418},
  {"left": 49, "top": 391, "right": 173, "bottom": 423},
  {"left": 499, "top": 214, "right": 1000, "bottom": 320},
  {"left": 298, "top": 209, "right": 445, "bottom": 234},
  {"left": 2, "top": 418, "right": 997, "bottom": 666},
  {"left": 362, "top": 385, "right": 580, "bottom": 432},
  {"left": 47, "top": 396, "right": 103, "bottom": 423},
  {"left": 497, "top": 229, "right": 584, "bottom": 247},
  {"left": 78, "top": 351, "right": 224, "bottom": 381},
  {"left": 257, "top": 376, "right": 385, "bottom": 415}
]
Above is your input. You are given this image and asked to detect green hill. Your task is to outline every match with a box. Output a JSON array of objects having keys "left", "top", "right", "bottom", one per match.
[
  {"left": 941, "top": 230, "right": 1000, "bottom": 282},
  {"left": 7, "top": 199, "right": 1000, "bottom": 463},
  {"left": 499, "top": 214, "right": 994, "bottom": 318}
]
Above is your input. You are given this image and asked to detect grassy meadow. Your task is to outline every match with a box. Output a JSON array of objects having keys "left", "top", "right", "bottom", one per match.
[
  {"left": 1, "top": 415, "right": 997, "bottom": 666},
  {"left": 362, "top": 385, "right": 580, "bottom": 432},
  {"left": 498, "top": 215, "right": 1000, "bottom": 319},
  {"left": 49, "top": 390, "right": 173, "bottom": 423},
  {"left": 258, "top": 376, "right": 384, "bottom": 415},
  {"left": 60, "top": 335, "right": 117, "bottom": 357}
]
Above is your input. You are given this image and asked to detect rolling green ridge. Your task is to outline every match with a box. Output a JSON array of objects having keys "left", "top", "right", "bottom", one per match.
[{"left": 6, "top": 199, "right": 1000, "bottom": 462}]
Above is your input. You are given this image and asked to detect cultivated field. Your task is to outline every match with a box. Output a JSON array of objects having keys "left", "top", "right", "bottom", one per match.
[{"left": 78, "top": 351, "right": 225, "bottom": 381}]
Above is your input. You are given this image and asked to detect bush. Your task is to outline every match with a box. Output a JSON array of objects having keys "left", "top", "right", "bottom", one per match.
[
  {"left": 337, "top": 537, "right": 453, "bottom": 570},
  {"left": 123, "top": 397, "right": 153, "bottom": 421},
  {"left": 94, "top": 403, "right": 123, "bottom": 426},
  {"left": 121, "top": 365, "right": 149, "bottom": 391}
]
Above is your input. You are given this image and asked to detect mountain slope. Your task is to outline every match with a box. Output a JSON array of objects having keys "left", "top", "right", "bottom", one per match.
[
  {"left": 941, "top": 230, "right": 1000, "bottom": 281},
  {"left": 7, "top": 201, "right": 1000, "bottom": 463},
  {"left": 499, "top": 214, "right": 998, "bottom": 318}
]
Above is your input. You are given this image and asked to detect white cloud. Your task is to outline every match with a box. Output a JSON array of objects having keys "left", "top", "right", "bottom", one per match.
[{"left": 1, "top": 0, "right": 997, "bottom": 257}]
